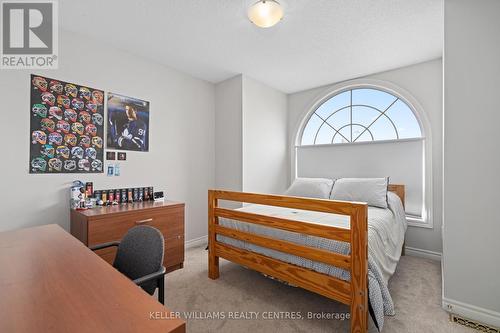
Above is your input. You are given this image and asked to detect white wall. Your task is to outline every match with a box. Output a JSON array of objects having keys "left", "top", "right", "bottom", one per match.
[
  {"left": 0, "top": 30, "right": 215, "bottom": 243},
  {"left": 288, "top": 59, "right": 443, "bottom": 254},
  {"left": 214, "top": 75, "right": 288, "bottom": 196},
  {"left": 442, "top": 0, "right": 500, "bottom": 326},
  {"left": 215, "top": 75, "right": 243, "bottom": 192},
  {"left": 242, "top": 76, "right": 288, "bottom": 194}
]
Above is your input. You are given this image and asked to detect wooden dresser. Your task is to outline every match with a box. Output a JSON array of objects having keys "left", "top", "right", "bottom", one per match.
[{"left": 71, "top": 200, "right": 184, "bottom": 273}]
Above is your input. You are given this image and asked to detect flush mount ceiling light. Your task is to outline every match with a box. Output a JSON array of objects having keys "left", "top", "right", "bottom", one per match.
[{"left": 248, "top": 0, "right": 284, "bottom": 28}]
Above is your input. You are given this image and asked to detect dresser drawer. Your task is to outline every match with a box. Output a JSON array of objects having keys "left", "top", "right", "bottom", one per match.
[
  {"left": 147, "top": 208, "right": 184, "bottom": 240},
  {"left": 93, "top": 237, "right": 184, "bottom": 267},
  {"left": 165, "top": 235, "right": 184, "bottom": 268},
  {"left": 94, "top": 246, "right": 117, "bottom": 265},
  {"left": 88, "top": 206, "right": 184, "bottom": 246},
  {"left": 71, "top": 201, "right": 185, "bottom": 273}
]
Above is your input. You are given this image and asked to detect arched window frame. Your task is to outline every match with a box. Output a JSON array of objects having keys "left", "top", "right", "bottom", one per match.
[{"left": 291, "top": 79, "right": 433, "bottom": 228}]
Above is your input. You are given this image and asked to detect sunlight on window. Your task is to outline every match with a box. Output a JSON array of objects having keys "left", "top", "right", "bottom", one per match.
[{"left": 301, "top": 88, "right": 422, "bottom": 145}]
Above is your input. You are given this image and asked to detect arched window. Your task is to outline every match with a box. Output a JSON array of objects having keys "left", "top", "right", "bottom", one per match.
[
  {"left": 301, "top": 88, "right": 422, "bottom": 145},
  {"left": 294, "top": 82, "right": 432, "bottom": 227}
]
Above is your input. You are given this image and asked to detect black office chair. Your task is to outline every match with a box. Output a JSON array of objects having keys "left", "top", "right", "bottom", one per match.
[{"left": 90, "top": 225, "right": 167, "bottom": 304}]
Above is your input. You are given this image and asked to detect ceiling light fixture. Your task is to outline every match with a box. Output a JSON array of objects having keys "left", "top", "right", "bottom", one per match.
[{"left": 248, "top": 0, "right": 284, "bottom": 28}]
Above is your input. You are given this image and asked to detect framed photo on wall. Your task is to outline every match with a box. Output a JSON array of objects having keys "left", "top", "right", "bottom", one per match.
[
  {"left": 117, "top": 152, "right": 127, "bottom": 160},
  {"left": 107, "top": 92, "right": 150, "bottom": 152},
  {"left": 106, "top": 151, "right": 116, "bottom": 160},
  {"left": 29, "top": 75, "right": 104, "bottom": 173}
]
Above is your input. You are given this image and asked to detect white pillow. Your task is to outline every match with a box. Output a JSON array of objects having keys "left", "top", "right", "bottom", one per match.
[
  {"left": 285, "top": 178, "right": 334, "bottom": 199},
  {"left": 329, "top": 177, "right": 388, "bottom": 208}
]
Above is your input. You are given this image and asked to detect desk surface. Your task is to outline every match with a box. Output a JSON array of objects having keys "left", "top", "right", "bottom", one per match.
[{"left": 0, "top": 224, "right": 185, "bottom": 333}]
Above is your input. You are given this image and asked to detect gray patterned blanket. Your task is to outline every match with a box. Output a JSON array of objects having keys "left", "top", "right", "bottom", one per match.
[{"left": 217, "top": 191, "right": 407, "bottom": 331}]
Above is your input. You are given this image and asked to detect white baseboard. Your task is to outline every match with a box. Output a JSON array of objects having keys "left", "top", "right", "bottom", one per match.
[
  {"left": 404, "top": 246, "right": 442, "bottom": 261},
  {"left": 443, "top": 297, "right": 500, "bottom": 329},
  {"left": 185, "top": 235, "right": 208, "bottom": 249}
]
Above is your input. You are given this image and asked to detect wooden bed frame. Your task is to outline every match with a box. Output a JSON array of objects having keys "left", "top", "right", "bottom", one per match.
[{"left": 208, "top": 184, "right": 405, "bottom": 333}]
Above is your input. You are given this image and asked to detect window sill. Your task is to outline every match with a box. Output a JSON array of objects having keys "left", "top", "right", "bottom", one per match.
[
  {"left": 406, "top": 215, "right": 433, "bottom": 229},
  {"left": 297, "top": 137, "right": 424, "bottom": 149}
]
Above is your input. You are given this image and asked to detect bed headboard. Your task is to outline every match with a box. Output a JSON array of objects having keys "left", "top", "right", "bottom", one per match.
[{"left": 388, "top": 184, "right": 405, "bottom": 208}]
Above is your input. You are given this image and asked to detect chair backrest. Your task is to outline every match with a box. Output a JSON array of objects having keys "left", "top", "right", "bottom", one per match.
[{"left": 113, "top": 225, "right": 164, "bottom": 295}]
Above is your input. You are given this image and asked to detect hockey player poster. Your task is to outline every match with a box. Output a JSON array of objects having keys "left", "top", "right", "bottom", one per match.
[{"left": 107, "top": 93, "right": 149, "bottom": 152}]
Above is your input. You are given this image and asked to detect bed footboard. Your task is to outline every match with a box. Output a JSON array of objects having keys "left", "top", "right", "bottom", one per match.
[{"left": 208, "top": 190, "right": 369, "bottom": 333}]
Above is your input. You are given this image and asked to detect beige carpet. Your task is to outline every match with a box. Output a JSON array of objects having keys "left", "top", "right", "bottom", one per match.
[{"left": 164, "top": 245, "right": 473, "bottom": 333}]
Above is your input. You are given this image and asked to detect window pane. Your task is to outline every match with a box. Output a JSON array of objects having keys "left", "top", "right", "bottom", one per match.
[
  {"left": 332, "top": 126, "right": 351, "bottom": 143},
  {"left": 315, "top": 91, "right": 350, "bottom": 119},
  {"left": 332, "top": 135, "right": 344, "bottom": 144},
  {"left": 352, "top": 124, "right": 373, "bottom": 142},
  {"left": 352, "top": 105, "right": 380, "bottom": 127},
  {"left": 300, "top": 87, "right": 422, "bottom": 146},
  {"left": 368, "top": 115, "right": 398, "bottom": 141},
  {"left": 315, "top": 123, "right": 335, "bottom": 144},
  {"left": 325, "top": 107, "right": 350, "bottom": 130},
  {"left": 301, "top": 113, "right": 322, "bottom": 145},
  {"left": 352, "top": 88, "right": 397, "bottom": 111},
  {"left": 385, "top": 100, "right": 422, "bottom": 139}
]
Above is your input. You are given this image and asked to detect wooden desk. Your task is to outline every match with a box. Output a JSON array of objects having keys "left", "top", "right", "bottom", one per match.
[{"left": 0, "top": 224, "right": 185, "bottom": 333}]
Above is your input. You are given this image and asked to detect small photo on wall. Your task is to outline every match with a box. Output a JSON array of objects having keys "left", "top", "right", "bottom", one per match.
[
  {"left": 107, "top": 92, "right": 149, "bottom": 152},
  {"left": 117, "top": 152, "right": 127, "bottom": 160},
  {"left": 106, "top": 151, "right": 116, "bottom": 160}
]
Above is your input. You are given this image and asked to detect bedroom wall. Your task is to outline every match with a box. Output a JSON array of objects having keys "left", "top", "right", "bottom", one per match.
[
  {"left": 0, "top": 29, "right": 215, "bottom": 243},
  {"left": 215, "top": 75, "right": 243, "bottom": 193},
  {"left": 442, "top": 0, "right": 500, "bottom": 326},
  {"left": 242, "top": 76, "right": 288, "bottom": 194},
  {"left": 287, "top": 59, "right": 443, "bottom": 255},
  {"left": 214, "top": 75, "right": 288, "bottom": 196}
]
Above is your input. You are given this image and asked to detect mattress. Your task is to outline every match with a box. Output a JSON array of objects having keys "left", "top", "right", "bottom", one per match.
[{"left": 217, "top": 191, "right": 407, "bottom": 330}]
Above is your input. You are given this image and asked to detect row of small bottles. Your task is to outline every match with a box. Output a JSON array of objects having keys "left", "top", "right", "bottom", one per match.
[{"left": 92, "top": 187, "right": 154, "bottom": 206}]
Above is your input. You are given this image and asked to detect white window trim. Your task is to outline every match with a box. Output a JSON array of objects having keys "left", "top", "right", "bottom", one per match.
[
  {"left": 290, "top": 78, "right": 434, "bottom": 229},
  {"left": 297, "top": 136, "right": 425, "bottom": 149}
]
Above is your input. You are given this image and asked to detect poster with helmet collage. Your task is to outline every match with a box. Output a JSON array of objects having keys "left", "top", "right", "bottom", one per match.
[{"left": 30, "top": 75, "right": 104, "bottom": 173}]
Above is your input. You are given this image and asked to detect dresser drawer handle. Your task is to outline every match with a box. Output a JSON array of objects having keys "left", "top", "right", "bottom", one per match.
[{"left": 135, "top": 218, "right": 153, "bottom": 225}]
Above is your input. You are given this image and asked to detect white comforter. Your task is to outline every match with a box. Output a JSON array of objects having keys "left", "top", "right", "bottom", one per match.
[{"left": 217, "top": 191, "right": 407, "bottom": 330}]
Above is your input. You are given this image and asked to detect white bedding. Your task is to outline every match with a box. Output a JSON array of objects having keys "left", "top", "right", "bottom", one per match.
[{"left": 217, "top": 191, "right": 407, "bottom": 330}]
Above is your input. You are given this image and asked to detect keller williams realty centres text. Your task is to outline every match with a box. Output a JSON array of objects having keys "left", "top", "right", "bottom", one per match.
[{"left": 149, "top": 311, "right": 350, "bottom": 321}]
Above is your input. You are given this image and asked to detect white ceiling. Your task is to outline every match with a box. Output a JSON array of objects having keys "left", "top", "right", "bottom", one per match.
[{"left": 60, "top": 0, "right": 443, "bottom": 93}]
